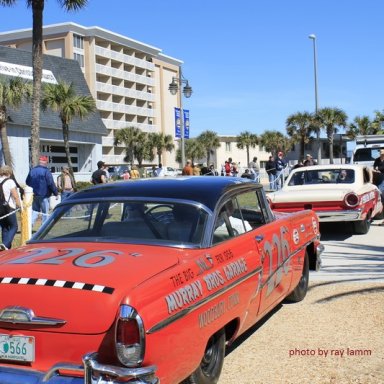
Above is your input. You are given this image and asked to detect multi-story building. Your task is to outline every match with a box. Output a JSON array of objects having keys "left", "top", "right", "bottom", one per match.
[
  {"left": 0, "top": 45, "right": 108, "bottom": 183},
  {"left": 0, "top": 22, "right": 183, "bottom": 167}
]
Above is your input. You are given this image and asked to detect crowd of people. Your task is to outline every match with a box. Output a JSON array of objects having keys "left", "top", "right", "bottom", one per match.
[{"left": 2, "top": 147, "right": 383, "bottom": 250}]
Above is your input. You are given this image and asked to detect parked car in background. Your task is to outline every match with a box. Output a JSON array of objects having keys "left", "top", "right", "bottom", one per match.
[
  {"left": 350, "top": 134, "right": 384, "bottom": 166},
  {"left": 267, "top": 164, "right": 383, "bottom": 234},
  {"left": 145, "top": 166, "right": 181, "bottom": 178},
  {"left": 0, "top": 177, "right": 322, "bottom": 384}
]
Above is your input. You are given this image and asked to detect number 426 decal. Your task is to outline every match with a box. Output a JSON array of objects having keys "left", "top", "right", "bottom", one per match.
[{"left": 4, "top": 248, "right": 123, "bottom": 268}]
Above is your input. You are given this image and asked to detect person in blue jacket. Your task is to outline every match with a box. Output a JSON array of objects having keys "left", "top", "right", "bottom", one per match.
[{"left": 26, "top": 155, "right": 58, "bottom": 226}]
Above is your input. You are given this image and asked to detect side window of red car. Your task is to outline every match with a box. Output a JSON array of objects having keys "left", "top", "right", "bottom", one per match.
[{"left": 235, "top": 191, "right": 265, "bottom": 228}]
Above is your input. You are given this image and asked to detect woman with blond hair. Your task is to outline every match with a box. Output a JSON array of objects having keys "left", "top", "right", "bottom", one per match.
[{"left": 0, "top": 165, "right": 22, "bottom": 249}]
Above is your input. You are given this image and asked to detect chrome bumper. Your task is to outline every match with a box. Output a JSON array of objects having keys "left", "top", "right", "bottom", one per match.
[
  {"left": 317, "top": 209, "right": 362, "bottom": 222},
  {"left": 0, "top": 353, "right": 159, "bottom": 384}
]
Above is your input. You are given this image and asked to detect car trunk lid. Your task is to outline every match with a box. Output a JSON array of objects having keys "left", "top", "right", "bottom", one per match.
[{"left": 0, "top": 242, "right": 179, "bottom": 334}]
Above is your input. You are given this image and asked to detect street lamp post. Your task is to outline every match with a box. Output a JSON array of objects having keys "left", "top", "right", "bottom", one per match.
[
  {"left": 169, "top": 68, "right": 192, "bottom": 167},
  {"left": 309, "top": 33, "right": 321, "bottom": 164}
]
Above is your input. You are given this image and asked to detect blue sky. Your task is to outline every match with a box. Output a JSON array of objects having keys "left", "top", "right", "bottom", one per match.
[{"left": 1, "top": 0, "right": 384, "bottom": 139}]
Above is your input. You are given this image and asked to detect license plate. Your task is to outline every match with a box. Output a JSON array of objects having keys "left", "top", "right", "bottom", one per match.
[{"left": 0, "top": 334, "right": 35, "bottom": 362}]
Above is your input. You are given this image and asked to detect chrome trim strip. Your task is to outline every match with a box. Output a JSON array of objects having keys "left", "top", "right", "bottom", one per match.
[
  {"left": 42, "top": 353, "right": 159, "bottom": 384},
  {"left": 83, "top": 353, "right": 158, "bottom": 384},
  {"left": 317, "top": 209, "right": 362, "bottom": 222},
  {"left": 0, "top": 306, "right": 66, "bottom": 326},
  {"left": 147, "top": 266, "right": 263, "bottom": 334}
]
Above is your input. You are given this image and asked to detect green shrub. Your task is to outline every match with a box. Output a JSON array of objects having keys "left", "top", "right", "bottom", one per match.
[{"left": 76, "top": 181, "right": 93, "bottom": 191}]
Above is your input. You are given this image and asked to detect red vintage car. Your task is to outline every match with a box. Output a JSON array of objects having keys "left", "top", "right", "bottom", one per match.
[{"left": 0, "top": 177, "right": 322, "bottom": 384}]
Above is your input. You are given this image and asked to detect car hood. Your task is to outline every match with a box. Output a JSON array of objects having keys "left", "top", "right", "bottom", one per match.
[
  {"left": 0, "top": 242, "right": 179, "bottom": 334},
  {"left": 268, "top": 186, "right": 354, "bottom": 203}
]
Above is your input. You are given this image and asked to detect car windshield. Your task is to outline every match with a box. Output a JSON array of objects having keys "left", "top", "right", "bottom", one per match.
[
  {"left": 33, "top": 200, "right": 209, "bottom": 247},
  {"left": 288, "top": 169, "right": 355, "bottom": 186},
  {"left": 354, "top": 147, "right": 383, "bottom": 162}
]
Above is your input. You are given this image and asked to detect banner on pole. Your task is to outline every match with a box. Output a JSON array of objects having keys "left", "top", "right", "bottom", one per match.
[
  {"left": 174, "top": 108, "right": 181, "bottom": 138},
  {"left": 183, "top": 109, "right": 190, "bottom": 139}
]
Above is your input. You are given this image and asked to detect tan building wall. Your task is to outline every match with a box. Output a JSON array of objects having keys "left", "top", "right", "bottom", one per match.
[{"left": 0, "top": 23, "right": 183, "bottom": 168}]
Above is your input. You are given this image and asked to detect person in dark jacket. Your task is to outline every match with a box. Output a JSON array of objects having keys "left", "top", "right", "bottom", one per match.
[
  {"left": 26, "top": 155, "right": 58, "bottom": 226},
  {"left": 91, "top": 160, "right": 108, "bottom": 184},
  {"left": 265, "top": 155, "right": 276, "bottom": 190}
]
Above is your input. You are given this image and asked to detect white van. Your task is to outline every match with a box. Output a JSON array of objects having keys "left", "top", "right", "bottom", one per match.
[{"left": 350, "top": 135, "right": 384, "bottom": 166}]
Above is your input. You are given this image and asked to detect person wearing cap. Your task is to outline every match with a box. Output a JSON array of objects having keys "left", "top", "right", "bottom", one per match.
[
  {"left": 275, "top": 151, "right": 287, "bottom": 190},
  {"left": 200, "top": 162, "right": 209, "bottom": 175},
  {"left": 303, "top": 153, "right": 316, "bottom": 166},
  {"left": 56, "top": 166, "right": 77, "bottom": 201},
  {"left": 91, "top": 160, "right": 108, "bottom": 184},
  {"left": 26, "top": 155, "right": 58, "bottom": 226}
]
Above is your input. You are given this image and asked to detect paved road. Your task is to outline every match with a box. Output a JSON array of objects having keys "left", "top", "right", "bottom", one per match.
[{"left": 310, "top": 219, "right": 384, "bottom": 282}]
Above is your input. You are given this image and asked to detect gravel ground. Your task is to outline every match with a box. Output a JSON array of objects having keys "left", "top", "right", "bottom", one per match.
[{"left": 218, "top": 281, "right": 384, "bottom": 384}]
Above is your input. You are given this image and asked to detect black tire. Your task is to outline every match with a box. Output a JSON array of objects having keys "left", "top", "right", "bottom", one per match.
[
  {"left": 181, "top": 329, "right": 226, "bottom": 384},
  {"left": 373, "top": 206, "right": 384, "bottom": 220},
  {"left": 285, "top": 253, "right": 309, "bottom": 303},
  {"left": 353, "top": 215, "right": 371, "bottom": 235}
]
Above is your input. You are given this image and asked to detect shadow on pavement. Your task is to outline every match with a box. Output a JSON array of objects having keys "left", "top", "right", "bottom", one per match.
[
  {"left": 314, "top": 286, "right": 384, "bottom": 303},
  {"left": 309, "top": 278, "right": 384, "bottom": 291},
  {"left": 320, "top": 222, "right": 354, "bottom": 241},
  {"left": 224, "top": 304, "right": 283, "bottom": 357}
]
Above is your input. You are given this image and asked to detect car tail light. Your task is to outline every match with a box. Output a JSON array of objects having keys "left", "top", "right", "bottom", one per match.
[
  {"left": 344, "top": 192, "right": 359, "bottom": 208},
  {"left": 115, "top": 305, "right": 145, "bottom": 367}
]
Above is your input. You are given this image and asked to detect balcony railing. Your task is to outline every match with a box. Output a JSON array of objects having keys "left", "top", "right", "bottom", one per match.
[
  {"left": 97, "top": 101, "right": 155, "bottom": 117},
  {"left": 96, "top": 82, "right": 155, "bottom": 102},
  {"left": 95, "top": 45, "right": 155, "bottom": 71},
  {"left": 95, "top": 64, "right": 154, "bottom": 86}
]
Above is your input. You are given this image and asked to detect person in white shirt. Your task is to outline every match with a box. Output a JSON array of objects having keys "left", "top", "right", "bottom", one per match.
[
  {"left": 155, "top": 163, "right": 165, "bottom": 177},
  {"left": 0, "top": 165, "right": 22, "bottom": 249},
  {"left": 248, "top": 156, "right": 260, "bottom": 181}
]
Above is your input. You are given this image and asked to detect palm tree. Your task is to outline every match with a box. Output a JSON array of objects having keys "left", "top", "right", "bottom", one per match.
[
  {"left": 259, "top": 130, "right": 291, "bottom": 156},
  {"left": 41, "top": 80, "right": 95, "bottom": 174},
  {"left": 149, "top": 132, "right": 175, "bottom": 165},
  {"left": 236, "top": 131, "right": 258, "bottom": 166},
  {"left": 0, "top": 76, "right": 32, "bottom": 166},
  {"left": 0, "top": 0, "right": 89, "bottom": 167},
  {"left": 286, "top": 112, "right": 316, "bottom": 159},
  {"left": 114, "top": 126, "right": 142, "bottom": 164},
  {"left": 346, "top": 116, "right": 373, "bottom": 139},
  {"left": 317, "top": 107, "right": 348, "bottom": 164},
  {"left": 372, "top": 111, "right": 384, "bottom": 134},
  {"left": 176, "top": 138, "right": 205, "bottom": 165},
  {"left": 134, "top": 131, "right": 155, "bottom": 168},
  {"left": 196, "top": 130, "right": 221, "bottom": 164}
]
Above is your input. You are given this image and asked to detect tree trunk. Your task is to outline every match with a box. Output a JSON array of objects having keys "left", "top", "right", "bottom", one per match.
[
  {"left": 31, "top": 1, "right": 45, "bottom": 167},
  {"left": 300, "top": 137, "right": 305, "bottom": 159},
  {"left": 62, "top": 121, "right": 75, "bottom": 179},
  {"left": 246, "top": 145, "right": 250, "bottom": 166},
  {"left": 0, "top": 107, "right": 13, "bottom": 166},
  {"left": 329, "top": 140, "right": 334, "bottom": 164}
]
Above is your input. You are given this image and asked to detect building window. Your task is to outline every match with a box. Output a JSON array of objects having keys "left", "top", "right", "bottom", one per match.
[
  {"left": 73, "top": 34, "right": 84, "bottom": 49},
  {"left": 74, "top": 53, "right": 85, "bottom": 68},
  {"left": 225, "top": 142, "right": 231, "bottom": 151}
]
